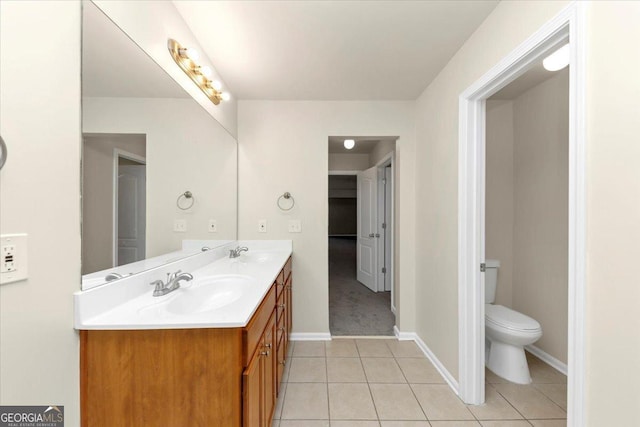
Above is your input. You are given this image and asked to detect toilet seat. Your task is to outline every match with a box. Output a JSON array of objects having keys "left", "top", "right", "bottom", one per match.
[{"left": 486, "top": 304, "right": 541, "bottom": 332}]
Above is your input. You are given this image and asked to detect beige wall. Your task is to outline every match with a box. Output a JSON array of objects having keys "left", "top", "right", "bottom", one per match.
[
  {"left": 83, "top": 97, "right": 237, "bottom": 258},
  {"left": 370, "top": 140, "right": 396, "bottom": 167},
  {"left": 238, "top": 101, "right": 416, "bottom": 334},
  {"left": 0, "top": 1, "right": 81, "bottom": 425},
  {"left": 585, "top": 2, "right": 640, "bottom": 424},
  {"left": 513, "top": 70, "right": 569, "bottom": 364},
  {"left": 82, "top": 134, "right": 146, "bottom": 274},
  {"left": 486, "top": 100, "right": 515, "bottom": 307},
  {"left": 486, "top": 70, "right": 569, "bottom": 364},
  {"left": 328, "top": 153, "right": 370, "bottom": 171},
  {"left": 414, "top": 0, "right": 570, "bottom": 380},
  {"left": 416, "top": 0, "right": 640, "bottom": 423}
]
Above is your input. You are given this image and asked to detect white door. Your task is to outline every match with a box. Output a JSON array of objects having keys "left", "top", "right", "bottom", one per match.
[
  {"left": 117, "top": 164, "right": 146, "bottom": 266},
  {"left": 384, "top": 166, "right": 392, "bottom": 292},
  {"left": 357, "top": 166, "right": 378, "bottom": 292}
]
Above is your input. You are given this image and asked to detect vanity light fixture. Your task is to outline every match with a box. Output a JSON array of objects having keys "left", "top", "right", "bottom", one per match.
[
  {"left": 344, "top": 139, "right": 355, "bottom": 150},
  {"left": 168, "top": 39, "right": 230, "bottom": 105},
  {"left": 543, "top": 43, "right": 570, "bottom": 71}
]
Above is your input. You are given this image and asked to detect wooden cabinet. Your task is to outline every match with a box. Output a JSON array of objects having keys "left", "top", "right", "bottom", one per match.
[{"left": 80, "top": 256, "right": 292, "bottom": 427}]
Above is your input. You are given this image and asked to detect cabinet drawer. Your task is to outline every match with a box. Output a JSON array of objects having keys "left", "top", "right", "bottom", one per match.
[{"left": 243, "top": 284, "right": 276, "bottom": 367}]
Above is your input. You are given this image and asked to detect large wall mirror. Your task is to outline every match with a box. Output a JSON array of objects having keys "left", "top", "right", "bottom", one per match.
[{"left": 81, "top": 2, "right": 237, "bottom": 289}]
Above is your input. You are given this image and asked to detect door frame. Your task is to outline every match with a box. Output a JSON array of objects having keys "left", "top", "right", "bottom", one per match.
[
  {"left": 375, "top": 152, "right": 395, "bottom": 310},
  {"left": 457, "top": 2, "right": 585, "bottom": 425},
  {"left": 112, "top": 148, "right": 146, "bottom": 267}
]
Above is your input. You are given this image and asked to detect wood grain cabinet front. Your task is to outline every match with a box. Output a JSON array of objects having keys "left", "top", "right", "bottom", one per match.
[{"left": 80, "top": 256, "right": 292, "bottom": 427}]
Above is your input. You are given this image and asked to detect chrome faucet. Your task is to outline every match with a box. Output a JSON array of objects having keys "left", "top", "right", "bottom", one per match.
[
  {"left": 150, "top": 270, "right": 193, "bottom": 297},
  {"left": 229, "top": 246, "right": 249, "bottom": 258}
]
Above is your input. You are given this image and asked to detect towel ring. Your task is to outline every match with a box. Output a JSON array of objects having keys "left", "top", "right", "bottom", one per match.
[
  {"left": 177, "top": 191, "right": 195, "bottom": 210},
  {"left": 0, "top": 135, "right": 7, "bottom": 170},
  {"left": 277, "top": 192, "right": 295, "bottom": 211}
]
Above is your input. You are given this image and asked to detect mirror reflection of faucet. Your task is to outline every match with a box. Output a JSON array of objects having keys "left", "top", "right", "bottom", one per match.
[
  {"left": 150, "top": 270, "right": 193, "bottom": 297},
  {"left": 105, "top": 272, "right": 132, "bottom": 282},
  {"left": 229, "top": 246, "right": 249, "bottom": 258}
]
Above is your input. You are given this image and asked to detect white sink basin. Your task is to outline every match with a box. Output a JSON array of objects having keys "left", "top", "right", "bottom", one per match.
[
  {"left": 236, "top": 252, "right": 274, "bottom": 263},
  {"left": 166, "top": 275, "right": 253, "bottom": 315},
  {"left": 137, "top": 274, "right": 254, "bottom": 317}
]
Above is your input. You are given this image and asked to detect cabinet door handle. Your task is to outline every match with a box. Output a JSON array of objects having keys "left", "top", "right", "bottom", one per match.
[
  {"left": 260, "top": 350, "right": 270, "bottom": 356},
  {"left": 278, "top": 327, "right": 285, "bottom": 331},
  {"left": 278, "top": 304, "right": 286, "bottom": 308},
  {"left": 279, "top": 360, "right": 286, "bottom": 366},
  {"left": 265, "top": 343, "right": 272, "bottom": 349}
]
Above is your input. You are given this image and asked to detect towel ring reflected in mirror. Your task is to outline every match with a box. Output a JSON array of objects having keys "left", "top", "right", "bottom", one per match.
[
  {"left": 277, "top": 192, "right": 295, "bottom": 211},
  {"left": 0, "top": 136, "right": 7, "bottom": 170},
  {"left": 177, "top": 190, "right": 195, "bottom": 210}
]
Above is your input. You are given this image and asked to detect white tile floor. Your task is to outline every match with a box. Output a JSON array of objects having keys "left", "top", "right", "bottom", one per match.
[{"left": 272, "top": 339, "right": 567, "bottom": 427}]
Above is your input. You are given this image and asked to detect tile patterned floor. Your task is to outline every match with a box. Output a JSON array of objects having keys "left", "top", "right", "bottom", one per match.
[{"left": 273, "top": 339, "right": 567, "bottom": 427}]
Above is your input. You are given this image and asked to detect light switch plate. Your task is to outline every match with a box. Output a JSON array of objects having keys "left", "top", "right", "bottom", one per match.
[
  {"left": 208, "top": 219, "right": 217, "bottom": 233},
  {"left": 1, "top": 234, "right": 28, "bottom": 285},
  {"left": 288, "top": 220, "right": 302, "bottom": 233},
  {"left": 258, "top": 219, "right": 267, "bottom": 233},
  {"left": 174, "top": 219, "right": 187, "bottom": 232}
]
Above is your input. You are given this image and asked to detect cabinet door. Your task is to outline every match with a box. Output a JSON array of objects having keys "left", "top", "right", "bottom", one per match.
[
  {"left": 262, "top": 313, "right": 276, "bottom": 426},
  {"left": 243, "top": 352, "right": 261, "bottom": 427},
  {"left": 285, "top": 275, "right": 293, "bottom": 337}
]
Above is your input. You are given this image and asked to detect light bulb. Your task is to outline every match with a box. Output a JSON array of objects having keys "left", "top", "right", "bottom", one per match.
[
  {"left": 211, "top": 80, "right": 223, "bottom": 91},
  {"left": 200, "top": 65, "right": 212, "bottom": 78},
  {"left": 344, "top": 139, "right": 355, "bottom": 150},
  {"left": 543, "top": 43, "right": 570, "bottom": 71},
  {"left": 186, "top": 47, "right": 200, "bottom": 62},
  {"left": 221, "top": 92, "right": 231, "bottom": 101}
]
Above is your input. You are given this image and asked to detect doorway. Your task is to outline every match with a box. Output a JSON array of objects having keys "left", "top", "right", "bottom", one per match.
[
  {"left": 328, "top": 136, "right": 396, "bottom": 336},
  {"left": 458, "top": 3, "right": 585, "bottom": 425},
  {"left": 114, "top": 149, "right": 146, "bottom": 267},
  {"left": 81, "top": 134, "right": 146, "bottom": 274}
]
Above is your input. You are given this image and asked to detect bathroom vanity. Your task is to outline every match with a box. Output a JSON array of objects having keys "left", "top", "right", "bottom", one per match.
[{"left": 75, "top": 241, "right": 292, "bottom": 427}]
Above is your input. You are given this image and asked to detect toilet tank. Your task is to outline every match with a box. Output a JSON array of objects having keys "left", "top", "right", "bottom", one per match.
[{"left": 484, "top": 259, "right": 500, "bottom": 303}]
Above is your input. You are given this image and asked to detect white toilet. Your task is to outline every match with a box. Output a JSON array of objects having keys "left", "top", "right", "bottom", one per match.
[{"left": 485, "top": 260, "right": 542, "bottom": 384}]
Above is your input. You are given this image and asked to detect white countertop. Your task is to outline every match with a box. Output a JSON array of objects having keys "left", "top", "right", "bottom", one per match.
[{"left": 74, "top": 240, "right": 292, "bottom": 330}]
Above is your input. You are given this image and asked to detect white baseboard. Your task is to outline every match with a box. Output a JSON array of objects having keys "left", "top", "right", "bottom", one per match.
[
  {"left": 394, "top": 328, "right": 460, "bottom": 395},
  {"left": 290, "top": 332, "right": 332, "bottom": 341},
  {"left": 525, "top": 344, "right": 568, "bottom": 376}
]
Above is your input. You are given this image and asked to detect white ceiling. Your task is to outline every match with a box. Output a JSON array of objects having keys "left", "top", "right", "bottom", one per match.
[
  {"left": 83, "top": 1, "right": 189, "bottom": 99},
  {"left": 328, "top": 136, "right": 396, "bottom": 154},
  {"left": 174, "top": 1, "right": 500, "bottom": 100}
]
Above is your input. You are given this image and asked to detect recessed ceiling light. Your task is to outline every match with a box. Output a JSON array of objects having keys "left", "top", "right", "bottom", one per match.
[
  {"left": 543, "top": 43, "right": 570, "bottom": 71},
  {"left": 344, "top": 139, "right": 355, "bottom": 150}
]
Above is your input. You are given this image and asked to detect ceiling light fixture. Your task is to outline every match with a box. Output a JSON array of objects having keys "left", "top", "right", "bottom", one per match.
[
  {"left": 168, "top": 39, "right": 229, "bottom": 105},
  {"left": 543, "top": 43, "right": 570, "bottom": 71},
  {"left": 344, "top": 139, "right": 355, "bottom": 150}
]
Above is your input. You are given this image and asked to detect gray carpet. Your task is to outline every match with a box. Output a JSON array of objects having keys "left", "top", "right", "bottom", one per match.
[{"left": 329, "top": 237, "right": 395, "bottom": 336}]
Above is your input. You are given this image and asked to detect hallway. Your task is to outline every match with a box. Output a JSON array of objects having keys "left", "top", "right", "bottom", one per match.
[{"left": 329, "top": 237, "right": 395, "bottom": 336}]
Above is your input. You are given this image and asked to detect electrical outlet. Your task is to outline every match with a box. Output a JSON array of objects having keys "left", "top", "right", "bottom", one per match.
[
  {"left": 288, "top": 220, "right": 302, "bottom": 233},
  {"left": 258, "top": 219, "right": 267, "bottom": 233},
  {"left": 0, "top": 234, "right": 28, "bottom": 285},
  {"left": 208, "top": 219, "right": 217, "bottom": 233},
  {"left": 174, "top": 219, "right": 187, "bottom": 232}
]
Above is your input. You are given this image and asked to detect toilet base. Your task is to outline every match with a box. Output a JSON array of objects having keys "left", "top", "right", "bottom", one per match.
[{"left": 486, "top": 339, "right": 532, "bottom": 384}]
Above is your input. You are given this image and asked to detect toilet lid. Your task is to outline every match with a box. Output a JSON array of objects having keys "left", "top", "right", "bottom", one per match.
[{"left": 485, "top": 304, "right": 541, "bottom": 331}]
